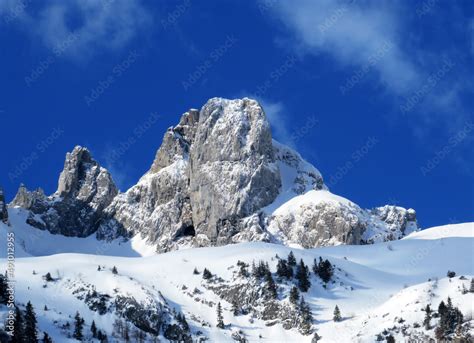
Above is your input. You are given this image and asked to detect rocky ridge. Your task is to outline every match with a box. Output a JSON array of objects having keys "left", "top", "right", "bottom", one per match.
[{"left": 8, "top": 97, "right": 419, "bottom": 251}]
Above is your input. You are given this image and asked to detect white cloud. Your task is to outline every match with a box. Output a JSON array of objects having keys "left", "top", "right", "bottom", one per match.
[
  {"left": 267, "top": 0, "right": 421, "bottom": 95},
  {"left": 2, "top": 0, "right": 151, "bottom": 59},
  {"left": 258, "top": 99, "right": 296, "bottom": 147}
]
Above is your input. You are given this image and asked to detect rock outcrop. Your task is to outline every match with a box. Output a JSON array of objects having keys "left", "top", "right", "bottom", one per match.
[
  {"left": 266, "top": 190, "right": 418, "bottom": 248},
  {"left": 10, "top": 146, "right": 118, "bottom": 236},
  {"left": 189, "top": 98, "right": 281, "bottom": 245},
  {"left": 9, "top": 97, "right": 420, "bottom": 250}
]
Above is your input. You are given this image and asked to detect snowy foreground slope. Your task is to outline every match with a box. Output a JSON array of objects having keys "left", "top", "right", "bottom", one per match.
[{"left": 1, "top": 219, "right": 473, "bottom": 342}]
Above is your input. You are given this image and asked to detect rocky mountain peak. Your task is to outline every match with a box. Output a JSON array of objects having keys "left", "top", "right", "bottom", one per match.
[
  {"left": 10, "top": 97, "right": 419, "bottom": 249},
  {"left": 10, "top": 147, "right": 117, "bottom": 237},
  {"left": 189, "top": 98, "right": 281, "bottom": 243}
]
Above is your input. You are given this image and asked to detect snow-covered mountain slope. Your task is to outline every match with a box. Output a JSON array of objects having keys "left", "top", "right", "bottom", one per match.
[{"left": 1, "top": 222, "right": 472, "bottom": 342}]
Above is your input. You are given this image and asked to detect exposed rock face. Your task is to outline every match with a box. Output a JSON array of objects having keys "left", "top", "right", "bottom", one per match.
[
  {"left": 10, "top": 146, "right": 118, "bottom": 236},
  {"left": 189, "top": 98, "right": 281, "bottom": 243},
  {"left": 9, "top": 97, "right": 420, "bottom": 250},
  {"left": 0, "top": 188, "right": 8, "bottom": 224},
  {"left": 267, "top": 190, "right": 419, "bottom": 248},
  {"left": 97, "top": 109, "right": 198, "bottom": 249},
  {"left": 99, "top": 99, "right": 282, "bottom": 251}
]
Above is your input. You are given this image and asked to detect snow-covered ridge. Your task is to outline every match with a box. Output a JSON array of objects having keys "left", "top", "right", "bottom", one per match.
[{"left": 1, "top": 222, "right": 472, "bottom": 341}]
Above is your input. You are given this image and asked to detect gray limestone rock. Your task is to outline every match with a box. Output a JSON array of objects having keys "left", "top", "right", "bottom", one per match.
[{"left": 10, "top": 146, "right": 117, "bottom": 236}]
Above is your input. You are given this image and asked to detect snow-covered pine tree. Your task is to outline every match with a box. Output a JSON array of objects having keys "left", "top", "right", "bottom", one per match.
[
  {"left": 312, "top": 258, "right": 319, "bottom": 275},
  {"left": 91, "top": 320, "right": 97, "bottom": 338},
  {"left": 317, "top": 258, "right": 333, "bottom": 283},
  {"left": 202, "top": 268, "right": 213, "bottom": 280},
  {"left": 41, "top": 332, "right": 52, "bottom": 343},
  {"left": 299, "top": 297, "right": 313, "bottom": 335},
  {"left": 112, "top": 266, "right": 118, "bottom": 274},
  {"left": 296, "top": 259, "right": 311, "bottom": 292},
  {"left": 311, "top": 332, "right": 322, "bottom": 342},
  {"left": 232, "top": 300, "right": 240, "bottom": 316},
  {"left": 333, "top": 305, "right": 342, "bottom": 322},
  {"left": 276, "top": 259, "right": 289, "bottom": 278},
  {"left": 216, "top": 302, "right": 225, "bottom": 329},
  {"left": 24, "top": 301, "right": 38, "bottom": 343},
  {"left": 73, "top": 311, "right": 84, "bottom": 340},
  {"left": 289, "top": 286, "right": 299, "bottom": 305},
  {"left": 11, "top": 306, "right": 24, "bottom": 343},
  {"left": 423, "top": 304, "right": 432, "bottom": 330},
  {"left": 265, "top": 270, "right": 278, "bottom": 299},
  {"left": 0, "top": 273, "right": 7, "bottom": 304},
  {"left": 287, "top": 251, "right": 296, "bottom": 266}
]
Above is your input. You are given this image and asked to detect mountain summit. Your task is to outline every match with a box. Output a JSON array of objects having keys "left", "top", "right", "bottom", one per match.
[{"left": 9, "top": 98, "right": 418, "bottom": 252}]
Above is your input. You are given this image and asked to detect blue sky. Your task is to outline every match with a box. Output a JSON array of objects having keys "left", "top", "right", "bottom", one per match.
[{"left": 0, "top": 0, "right": 472, "bottom": 228}]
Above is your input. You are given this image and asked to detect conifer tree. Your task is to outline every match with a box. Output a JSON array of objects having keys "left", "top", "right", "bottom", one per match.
[
  {"left": 312, "top": 258, "right": 319, "bottom": 275},
  {"left": 386, "top": 335, "right": 395, "bottom": 343},
  {"left": 91, "top": 320, "right": 97, "bottom": 338},
  {"left": 44, "top": 272, "right": 53, "bottom": 282},
  {"left": 193, "top": 267, "right": 199, "bottom": 275},
  {"left": 97, "top": 265, "right": 101, "bottom": 271},
  {"left": 112, "top": 266, "right": 118, "bottom": 274},
  {"left": 73, "top": 311, "right": 84, "bottom": 341},
  {"left": 311, "top": 332, "right": 322, "bottom": 342},
  {"left": 24, "top": 301, "right": 38, "bottom": 343},
  {"left": 12, "top": 306, "right": 24, "bottom": 343},
  {"left": 296, "top": 259, "right": 311, "bottom": 292},
  {"left": 276, "top": 259, "right": 289, "bottom": 278},
  {"left": 41, "top": 332, "right": 52, "bottom": 343},
  {"left": 265, "top": 270, "right": 278, "bottom": 299},
  {"left": 232, "top": 300, "right": 240, "bottom": 316},
  {"left": 333, "top": 305, "right": 342, "bottom": 322},
  {"left": 202, "top": 268, "right": 213, "bottom": 280},
  {"left": 287, "top": 251, "right": 296, "bottom": 266},
  {"left": 299, "top": 297, "right": 313, "bottom": 335},
  {"left": 216, "top": 302, "right": 224, "bottom": 329},
  {"left": 423, "top": 304, "right": 432, "bottom": 330},
  {"left": 470, "top": 278, "right": 474, "bottom": 293},
  {"left": 0, "top": 273, "right": 8, "bottom": 304},
  {"left": 289, "top": 286, "right": 299, "bottom": 305},
  {"left": 317, "top": 258, "right": 333, "bottom": 283}
]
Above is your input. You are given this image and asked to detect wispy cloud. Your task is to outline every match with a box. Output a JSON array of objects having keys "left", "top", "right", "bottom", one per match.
[
  {"left": 263, "top": 0, "right": 472, "bottom": 133},
  {"left": 2, "top": 0, "right": 151, "bottom": 59},
  {"left": 267, "top": 0, "right": 420, "bottom": 95},
  {"left": 258, "top": 99, "right": 295, "bottom": 147}
]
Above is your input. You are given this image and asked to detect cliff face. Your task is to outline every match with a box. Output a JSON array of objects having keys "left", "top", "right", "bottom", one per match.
[
  {"left": 9, "top": 97, "right": 419, "bottom": 251},
  {"left": 10, "top": 146, "right": 118, "bottom": 237}
]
